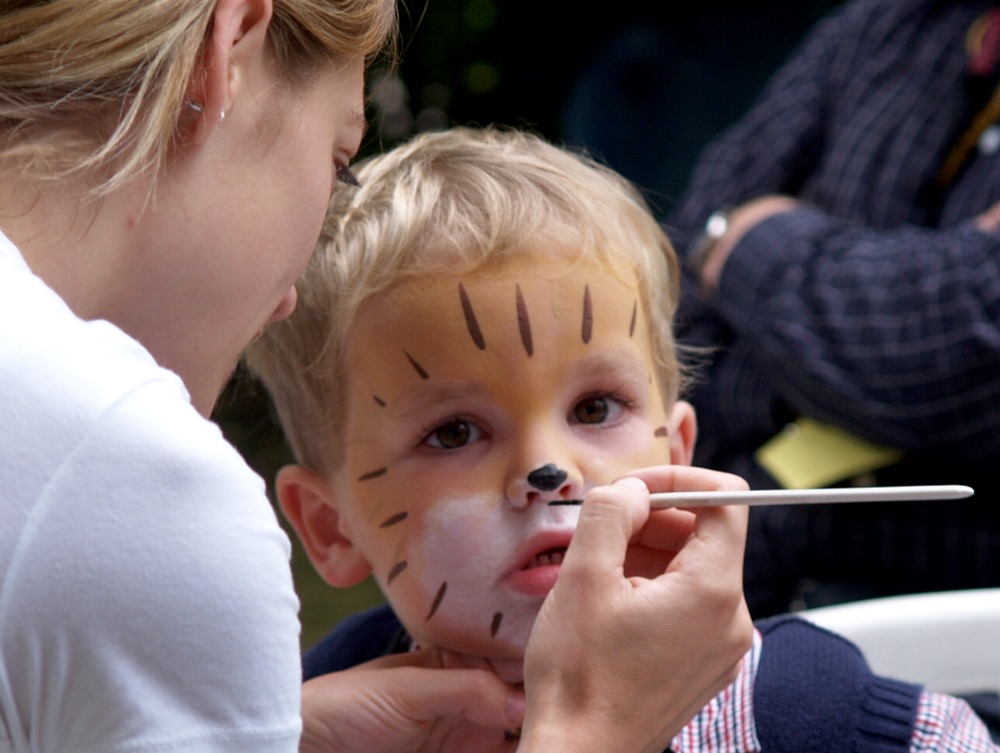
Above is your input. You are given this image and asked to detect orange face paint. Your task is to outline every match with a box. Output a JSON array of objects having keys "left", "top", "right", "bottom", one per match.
[{"left": 329, "top": 252, "right": 675, "bottom": 682}]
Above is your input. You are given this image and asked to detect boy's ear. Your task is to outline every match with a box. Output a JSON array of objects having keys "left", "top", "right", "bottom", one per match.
[
  {"left": 276, "top": 464, "right": 373, "bottom": 587},
  {"left": 667, "top": 400, "right": 698, "bottom": 466}
]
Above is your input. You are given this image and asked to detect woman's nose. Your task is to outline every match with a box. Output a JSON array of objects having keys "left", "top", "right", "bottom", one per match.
[{"left": 267, "top": 286, "right": 298, "bottom": 324}]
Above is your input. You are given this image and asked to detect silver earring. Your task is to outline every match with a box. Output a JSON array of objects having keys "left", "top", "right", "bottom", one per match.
[
  {"left": 219, "top": 110, "right": 226, "bottom": 123},
  {"left": 186, "top": 100, "right": 204, "bottom": 114}
]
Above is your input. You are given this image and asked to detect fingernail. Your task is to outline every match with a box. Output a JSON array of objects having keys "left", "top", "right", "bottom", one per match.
[{"left": 506, "top": 689, "right": 526, "bottom": 725}]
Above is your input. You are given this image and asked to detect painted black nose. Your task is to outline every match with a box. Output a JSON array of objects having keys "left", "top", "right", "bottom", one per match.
[{"left": 526, "top": 463, "right": 568, "bottom": 492}]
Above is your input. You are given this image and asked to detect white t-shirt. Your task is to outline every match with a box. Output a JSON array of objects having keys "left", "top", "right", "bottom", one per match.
[{"left": 0, "top": 232, "right": 302, "bottom": 753}]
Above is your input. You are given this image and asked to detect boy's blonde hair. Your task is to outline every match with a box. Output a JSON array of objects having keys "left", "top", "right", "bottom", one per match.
[
  {"left": 248, "top": 126, "right": 686, "bottom": 473},
  {"left": 0, "top": 0, "right": 397, "bottom": 196}
]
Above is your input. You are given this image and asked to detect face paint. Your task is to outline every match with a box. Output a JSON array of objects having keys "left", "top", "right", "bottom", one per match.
[
  {"left": 332, "top": 252, "right": 673, "bottom": 682},
  {"left": 459, "top": 283, "right": 487, "bottom": 350},
  {"left": 581, "top": 285, "right": 593, "bottom": 344},
  {"left": 527, "top": 463, "right": 569, "bottom": 492},
  {"left": 516, "top": 284, "right": 533, "bottom": 356}
]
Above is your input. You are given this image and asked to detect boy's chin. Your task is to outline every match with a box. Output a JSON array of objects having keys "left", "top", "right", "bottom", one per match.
[{"left": 418, "top": 636, "right": 527, "bottom": 684}]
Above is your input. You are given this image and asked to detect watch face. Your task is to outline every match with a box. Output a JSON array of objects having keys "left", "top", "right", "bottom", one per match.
[{"left": 705, "top": 209, "right": 730, "bottom": 239}]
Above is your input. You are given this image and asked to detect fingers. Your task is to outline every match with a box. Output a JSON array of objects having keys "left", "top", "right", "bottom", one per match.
[
  {"left": 300, "top": 663, "right": 525, "bottom": 753},
  {"left": 626, "top": 467, "right": 749, "bottom": 630},
  {"left": 637, "top": 467, "right": 749, "bottom": 587},
  {"left": 557, "top": 476, "right": 649, "bottom": 588},
  {"left": 627, "top": 464, "right": 747, "bottom": 549},
  {"left": 626, "top": 464, "right": 749, "bottom": 494},
  {"left": 350, "top": 650, "right": 526, "bottom": 729},
  {"left": 520, "top": 464, "right": 755, "bottom": 753},
  {"left": 562, "top": 465, "right": 750, "bottom": 584},
  {"left": 394, "top": 668, "right": 524, "bottom": 729},
  {"left": 975, "top": 200, "right": 1000, "bottom": 232},
  {"left": 668, "top": 504, "right": 749, "bottom": 574}
]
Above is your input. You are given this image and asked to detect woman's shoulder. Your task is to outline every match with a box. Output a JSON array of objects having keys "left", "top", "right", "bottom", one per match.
[{"left": 1, "top": 238, "right": 289, "bottom": 627}]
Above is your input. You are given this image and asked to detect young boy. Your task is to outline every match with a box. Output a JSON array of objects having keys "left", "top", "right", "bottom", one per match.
[{"left": 247, "top": 127, "right": 997, "bottom": 752}]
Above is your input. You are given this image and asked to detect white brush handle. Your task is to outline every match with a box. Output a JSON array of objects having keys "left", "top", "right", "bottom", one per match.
[{"left": 649, "top": 484, "right": 974, "bottom": 508}]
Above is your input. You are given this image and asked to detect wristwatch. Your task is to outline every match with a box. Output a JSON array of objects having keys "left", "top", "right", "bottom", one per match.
[{"left": 687, "top": 207, "right": 732, "bottom": 281}]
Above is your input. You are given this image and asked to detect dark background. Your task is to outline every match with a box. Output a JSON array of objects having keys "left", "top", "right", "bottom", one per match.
[{"left": 214, "top": 0, "right": 843, "bottom": 651}]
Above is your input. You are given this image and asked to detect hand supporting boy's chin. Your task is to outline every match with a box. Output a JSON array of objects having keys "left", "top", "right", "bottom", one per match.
[
  {"left": 299, "top": 648, "right": 526, "bottom": 753},
  {"left": 436, "top": 646, "right": 526, "bottom": 687}
]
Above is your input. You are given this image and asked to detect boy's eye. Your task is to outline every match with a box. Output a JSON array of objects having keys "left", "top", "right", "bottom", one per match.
[
  {"left": 572, "top": 396, "right": 610, "bottom": 424},
  {"left": 571, "top": 395, "right": 626, "bottom": 425},
  {"left": 425, "top": 419, "right": 482, "bottom": 450}
]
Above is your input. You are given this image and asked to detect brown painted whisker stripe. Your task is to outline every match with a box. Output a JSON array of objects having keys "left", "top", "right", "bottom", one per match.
[
  {"left": 405, "top": 351, "right": 429, "bottom": 379},
  {"left": 358, "top": 467, "right": 388, "bottom": 482},
  {"left": 516, "top": 284, "right": 533, "bottom": 356},
  {"left": 629, "top": 300, "right": 638, "bottom": 337},
  {"left": 654, "top": 426, "right": 668, "bottom": 438},
  {"left": 380, "top": 511, "right": 408, "bottom": 528},
  {"left": 426, "top": 582, "right": 447, "bottom": 620},
  {"left": 373, "top": 395, "right": 387, "bottom": 407},
  {"left": 581, "top": 285, "right": 593, "bottom": 344},
  {"left": 459, "top": 283, "right": 486, "bottom": 350},
  {"left": 387, "top": 561, "right": 408, "bottom": 585},
  {"left": 491, "top": 612, "right": 503, "bottom": 638}
]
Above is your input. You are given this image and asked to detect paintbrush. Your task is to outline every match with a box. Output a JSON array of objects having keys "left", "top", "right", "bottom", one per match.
[{"left": 647, "top": 484, "right": 974, "bottom": 508}]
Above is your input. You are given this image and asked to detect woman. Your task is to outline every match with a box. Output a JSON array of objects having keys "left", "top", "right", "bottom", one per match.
[{"left": 0, "top": 2, "right": 751, "bottom": 751}]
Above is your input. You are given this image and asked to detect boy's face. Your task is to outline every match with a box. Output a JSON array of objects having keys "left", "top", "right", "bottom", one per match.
[{"left": 290, "top": 251, "right": 693, "bottom": 681}]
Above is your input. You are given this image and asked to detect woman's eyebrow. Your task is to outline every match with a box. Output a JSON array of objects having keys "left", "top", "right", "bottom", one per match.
[{"left": 347, "top": 107, "right": 368, "bottom": 142}]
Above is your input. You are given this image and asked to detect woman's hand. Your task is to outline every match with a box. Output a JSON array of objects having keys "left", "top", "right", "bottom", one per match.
[
  {"left": 518, "top": 466, "right": 753, "bottom": 753},
  {"left": 299, "top": 648, "right": 525, "bottom": 753}
]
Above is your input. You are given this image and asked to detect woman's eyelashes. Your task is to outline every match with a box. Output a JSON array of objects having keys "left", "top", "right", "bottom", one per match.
[{"left": 335, "top": 164, "right": 361, "bottom": 187}]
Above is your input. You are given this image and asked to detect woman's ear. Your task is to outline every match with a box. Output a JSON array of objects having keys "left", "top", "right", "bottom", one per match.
[
  {"left": 276, "top": 464, "right": 373, "bottom": 587},
  {"left": 181, "top": 0, "right": 273, "bottom": 143},
  {"left": 667, "top": 400, "right": 698, "bottom": 467}
]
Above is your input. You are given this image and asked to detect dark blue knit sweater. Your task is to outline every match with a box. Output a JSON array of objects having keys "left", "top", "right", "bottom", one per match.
[{"left": 302, "top": 606, "right": 922, "bottom": 752}]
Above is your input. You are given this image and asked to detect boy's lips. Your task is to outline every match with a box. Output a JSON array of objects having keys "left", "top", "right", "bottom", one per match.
[
  {"left": 524, "top": 546, "right": 567, "bottom": 569},
  {"left": 502, "top": 530, "right": 574, "bottom": 597}
]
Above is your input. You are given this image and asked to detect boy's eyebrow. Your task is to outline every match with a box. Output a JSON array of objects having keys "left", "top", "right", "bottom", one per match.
[
  {"left": 574, "top": 347, "right": 650, "bottom": 382},
  {"left": 392, "top": 381, "right": 487, "bottom": 421},
  {"left": 389, "top": 348, "right": 652, "bottom": 421}
]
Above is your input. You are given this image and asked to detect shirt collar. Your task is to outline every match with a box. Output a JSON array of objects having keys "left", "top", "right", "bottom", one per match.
[{"left": 670, "top": 628, "right": 763, "bottom": 753}]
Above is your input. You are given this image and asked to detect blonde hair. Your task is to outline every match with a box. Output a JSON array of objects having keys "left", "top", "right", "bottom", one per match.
[
  {"left": 0, "top": 0, "right": 397, "bottom": 195},
  {"left": 248, "top": 126, "right": 686, "bottom": 473}
]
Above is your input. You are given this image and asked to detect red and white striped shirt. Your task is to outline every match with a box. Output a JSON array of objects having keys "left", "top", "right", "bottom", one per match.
[{"left": 671, "top": 631, "right": 998, "bottom": 753}]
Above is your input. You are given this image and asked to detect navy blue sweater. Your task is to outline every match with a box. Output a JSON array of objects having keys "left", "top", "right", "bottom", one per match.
[{"left": 302, "top": 607, "right": 921, "bottom": 752}]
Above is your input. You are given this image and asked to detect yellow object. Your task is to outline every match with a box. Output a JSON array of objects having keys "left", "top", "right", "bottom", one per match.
[{"left": 755, "top": 417, "right": 904, "bottom": 489}]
